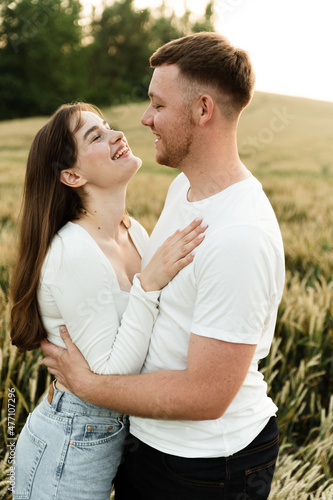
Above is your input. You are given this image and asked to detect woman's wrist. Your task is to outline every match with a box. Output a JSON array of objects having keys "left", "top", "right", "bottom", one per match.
[{"left": 137, "top": 273, "right": 158, "bottom": 292}]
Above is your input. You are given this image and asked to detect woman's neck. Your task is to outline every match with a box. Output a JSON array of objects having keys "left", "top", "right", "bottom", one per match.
[{"left": 76, "top": 188, "right": 127, "bottom": 242}]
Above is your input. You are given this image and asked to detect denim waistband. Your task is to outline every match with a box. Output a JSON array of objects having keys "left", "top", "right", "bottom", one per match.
[{"left": 47, "top": 380, "right": 124, "bottom": 420}]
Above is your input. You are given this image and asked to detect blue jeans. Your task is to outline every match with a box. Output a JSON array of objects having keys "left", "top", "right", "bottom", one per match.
[
  {"left": 13, "top": 382, "right": 128, "bottom": 500},
  {"left": 115, "top": 416, "right": 279, "bottom": 500}
]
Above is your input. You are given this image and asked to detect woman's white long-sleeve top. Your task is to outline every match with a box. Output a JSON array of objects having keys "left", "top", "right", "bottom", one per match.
[{"left": 38, "top": 220, "right": 160, "bottom": 375}]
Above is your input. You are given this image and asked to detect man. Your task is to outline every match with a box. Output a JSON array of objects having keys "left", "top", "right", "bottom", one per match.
[{"left": 42, "top": 32, "right": 285, "bottom": 499}]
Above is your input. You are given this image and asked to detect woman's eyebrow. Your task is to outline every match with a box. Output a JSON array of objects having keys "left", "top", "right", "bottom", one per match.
[{"left": 83, "top": 120, "right": 108, "bottom": 141}]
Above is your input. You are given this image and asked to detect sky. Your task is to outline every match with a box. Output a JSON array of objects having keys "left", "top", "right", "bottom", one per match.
[{"left": 82, "top": 0, "right": 333, "bottom": 103}]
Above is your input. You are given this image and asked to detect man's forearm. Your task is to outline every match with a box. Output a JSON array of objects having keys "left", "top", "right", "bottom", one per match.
[
  {"left": 43, "top": 330, "right": 255, "bottom": 421},
  {"left": 75, "top": 369, "right": 224, "bottom": 421}
]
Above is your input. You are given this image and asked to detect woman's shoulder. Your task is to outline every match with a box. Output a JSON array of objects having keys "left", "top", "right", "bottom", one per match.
[
  {"left": 48, "top": 222, "right": 88, "bottom": 256},
  {"left": 42, "top": 222, "right": 104, "bottom": 275},
  {"left": 128, "top": 217, "right": 148, "bottom": 236},
  {"left": 128, "top": 217, "right": 149, "bottom": 258}
]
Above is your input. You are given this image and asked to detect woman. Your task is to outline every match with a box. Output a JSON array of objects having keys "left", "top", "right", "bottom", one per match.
[{"left": 10, "top": 102, "right": 206, "bottom": 500}]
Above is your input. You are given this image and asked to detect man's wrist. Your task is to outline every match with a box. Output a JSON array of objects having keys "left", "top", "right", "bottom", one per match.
[{"left": 70, "top": 369, "right": 97, "bottom": 403}]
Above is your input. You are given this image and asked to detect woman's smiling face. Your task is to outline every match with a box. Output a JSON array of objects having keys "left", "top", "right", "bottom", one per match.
[{"left": 71, "top": 110, "right": 142, "bottom": 189}]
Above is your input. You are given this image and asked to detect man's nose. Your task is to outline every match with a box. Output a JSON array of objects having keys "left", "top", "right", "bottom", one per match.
[{"left": 141, "top": 105, "right": 153, "bottom": 127}]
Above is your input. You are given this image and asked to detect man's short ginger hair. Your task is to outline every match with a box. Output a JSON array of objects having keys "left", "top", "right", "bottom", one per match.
[{"left": 150, "top": 32, "right": 255, "bottom": 116}]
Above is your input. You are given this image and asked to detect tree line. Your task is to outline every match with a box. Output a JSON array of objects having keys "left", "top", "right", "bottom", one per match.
[{"left": 0, "top": 0, "right": 214, "bottom": 120}]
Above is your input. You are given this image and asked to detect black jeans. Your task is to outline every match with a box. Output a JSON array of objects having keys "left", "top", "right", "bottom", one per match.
[{"left": 114, "top": 416, "right": 279, "bottom": 500}]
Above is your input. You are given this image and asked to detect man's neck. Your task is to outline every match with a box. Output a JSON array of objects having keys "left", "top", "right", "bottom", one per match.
[
  {"left": 186, "top": 164, "right": 250, "bottom": 202},
  {"left": 181, "top": 144, "right": 249, "bottom": 202},
  {"left": 177, "top": 117, "right": 250, "bottom": 201}
]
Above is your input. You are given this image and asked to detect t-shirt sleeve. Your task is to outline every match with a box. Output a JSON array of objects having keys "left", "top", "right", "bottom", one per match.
[
  {"left": 191, "top": 225, "right": 280, "bottom": 344},
  {"left": 40, "top": 235, "right": 159, "bottom": 375}
]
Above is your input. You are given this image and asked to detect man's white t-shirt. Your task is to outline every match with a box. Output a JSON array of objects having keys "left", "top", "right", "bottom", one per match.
[{"left": 130, "top": 173, "right": 285, "bottom": 458}]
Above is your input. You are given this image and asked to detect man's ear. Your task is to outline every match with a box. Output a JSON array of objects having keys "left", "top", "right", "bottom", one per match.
[
  {"left": 60, "top": 170, "right": 86, "bottom": 188},
  {"left": 196, "top": 94, "right": 214, "bottom": 126}
]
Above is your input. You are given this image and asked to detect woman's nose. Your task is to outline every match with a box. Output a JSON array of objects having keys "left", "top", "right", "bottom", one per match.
[{"left": 109, "top": 129, "right": 124, "bottom": 143}]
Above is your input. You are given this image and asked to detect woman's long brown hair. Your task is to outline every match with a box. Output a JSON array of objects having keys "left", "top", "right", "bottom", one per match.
[{"left": 10, "top": 102, "right": 103, "bottom": 352}]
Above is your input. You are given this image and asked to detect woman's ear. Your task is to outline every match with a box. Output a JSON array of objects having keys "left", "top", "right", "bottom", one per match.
[{"left": 60, "top": 170, "right": 86, "bottom": 188}]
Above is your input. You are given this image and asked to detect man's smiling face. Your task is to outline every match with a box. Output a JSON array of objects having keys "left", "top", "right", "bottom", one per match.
[{"left": 141, "top": 64, "right": 196, "bottom": 170}]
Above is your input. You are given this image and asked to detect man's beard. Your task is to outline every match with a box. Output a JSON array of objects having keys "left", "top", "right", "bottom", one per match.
[{"left": 156, "top": 115, "right": 195, "bottom": 169}]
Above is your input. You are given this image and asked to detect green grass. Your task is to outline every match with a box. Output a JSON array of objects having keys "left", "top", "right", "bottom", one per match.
[{"left": 1, "top": 93, "right": 333, "bottom": 498}]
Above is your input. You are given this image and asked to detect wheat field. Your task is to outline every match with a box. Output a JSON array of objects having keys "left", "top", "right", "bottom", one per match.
[{"left": 0, "top": 93, "right": 333, "bottom": 499}]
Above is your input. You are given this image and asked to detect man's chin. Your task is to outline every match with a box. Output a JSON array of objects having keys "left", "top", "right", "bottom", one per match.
[{"left": 155, "top": 156, "right": 178, "bottom": 169}]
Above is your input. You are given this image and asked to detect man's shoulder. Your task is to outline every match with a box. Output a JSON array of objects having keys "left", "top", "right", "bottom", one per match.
[{"left": 167, "top": 172, "right": 188, "bottom": 193}]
